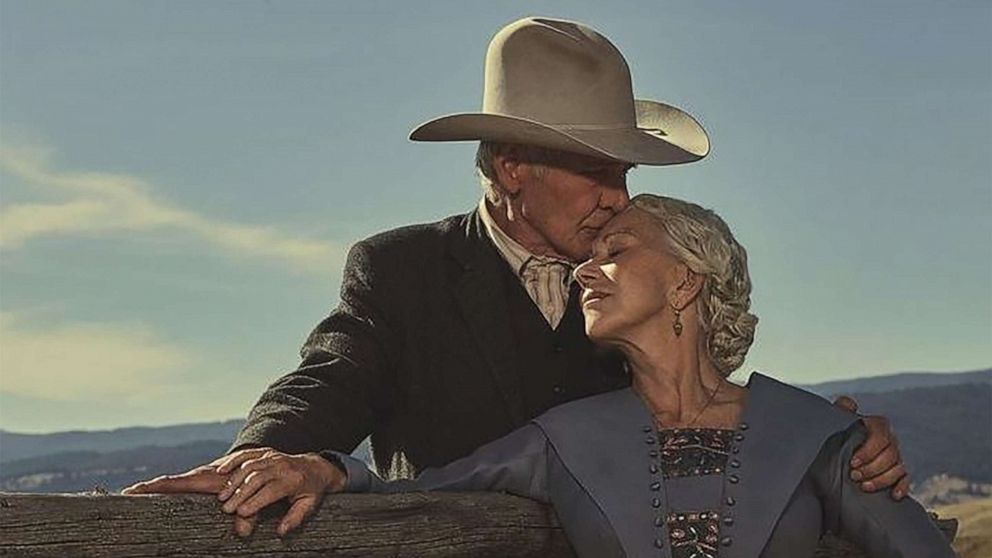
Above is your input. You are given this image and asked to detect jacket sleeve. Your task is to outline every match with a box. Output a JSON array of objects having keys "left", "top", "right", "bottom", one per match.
[
  {"left": 814, "top": 421, "right": 956, "bottom": 558},
  {"left": 329, "top": 423, "right": 551, "bottom": 503},
  {"left": 228, "top": 239, "right": 399, "bottom": 456}
]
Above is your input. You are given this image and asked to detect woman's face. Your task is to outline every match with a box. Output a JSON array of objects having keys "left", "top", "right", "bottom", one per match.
[{"left": 573, "top": 207, "right": 687, "bottom": 343}]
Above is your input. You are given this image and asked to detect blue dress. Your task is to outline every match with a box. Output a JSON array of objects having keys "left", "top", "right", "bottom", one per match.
[{"left": 332, "top": 373, "right": 955, "bottom": 558}]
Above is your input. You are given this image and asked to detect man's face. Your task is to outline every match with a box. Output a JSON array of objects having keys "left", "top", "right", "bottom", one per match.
[{"left": 515, "top": 152, "right": 633, "bottom": 262}]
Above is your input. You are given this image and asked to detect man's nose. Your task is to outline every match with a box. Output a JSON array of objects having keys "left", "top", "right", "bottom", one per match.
[{"left": 601, "top": 184, "right": 630, "bottom": 213}]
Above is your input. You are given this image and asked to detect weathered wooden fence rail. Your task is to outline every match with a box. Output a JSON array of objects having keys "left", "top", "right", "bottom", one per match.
[{"left": 0, "top": 492, "right": 957, "bottom": 557}]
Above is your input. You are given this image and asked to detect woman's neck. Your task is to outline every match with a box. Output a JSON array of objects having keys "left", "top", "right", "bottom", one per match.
[{"left": 620, "top": 320, "right": 743, "bottom": 428}]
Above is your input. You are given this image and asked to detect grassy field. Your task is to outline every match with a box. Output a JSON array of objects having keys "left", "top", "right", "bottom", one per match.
[{"left": 937, "top": 498, "right": 992, "bottom": 558}]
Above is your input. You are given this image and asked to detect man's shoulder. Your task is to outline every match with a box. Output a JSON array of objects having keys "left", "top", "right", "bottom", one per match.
[{"left": 357, "top": 212, "right": 471, "bottom": 253}]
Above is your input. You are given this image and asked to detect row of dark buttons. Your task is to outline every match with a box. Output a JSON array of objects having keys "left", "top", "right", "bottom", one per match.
[
  {"left": 642, "top": 422, "right": 749, "bottom": 551},
  {"left": 644, "top": 425, "right": 664, "bottom": 549},
  {"left": 720, "top": 422, "right": 749, "bottom": 548}
]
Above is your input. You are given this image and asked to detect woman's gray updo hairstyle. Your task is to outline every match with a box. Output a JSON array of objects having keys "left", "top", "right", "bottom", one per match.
[{"left": 630, "top": 194, "right": 758, "bottom": 376}]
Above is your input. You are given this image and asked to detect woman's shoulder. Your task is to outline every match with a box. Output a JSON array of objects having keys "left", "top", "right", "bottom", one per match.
[
  {"left": 533, "top": 388, "right": 642, "bottom": 429},
  {"left": 530, "top": 387, "right": 649, "bottom": 449},
  {"left": 745, "top": 372, "right": 859, "bottom": 433}
]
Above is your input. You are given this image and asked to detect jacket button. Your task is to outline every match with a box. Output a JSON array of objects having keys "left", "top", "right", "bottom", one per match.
[
  {"left": 723, "top": 516, "right": 734, "bottom": 526},
  {"left": 652, "top": 498, "right": 661, "bottom": 508},
  {"left": 650, "top": 482, "right": 661, "bottom": 491},
  {"left": 721, "top": 536, "right": 733, "bottom": 546},
  {"left": 654, "top": 515, "right": 664, "bottom": 527},
  {"left": 649, "top": 464, "right": 658, "bottom": 474},
  {"left": 738, "top": 422, "right": 749, "bottom": 431},
  {"left": 649, "top": 450, "right": 659, "bottom": 458},
  {"left": 728, "top": 474, "right": 740, "bottom": 484},
  {"left": 552, "top": 385, "right": 563, "bottom": 395},
  {"left": 734, "top": 433, "right": 745, "bottom": 442},
  {"left": 654, "top": 538, "right": 665, "bottom": 548},
  {"left": 725, "top": 496, "right": 736, "bottom": 506},
  {"left": 645, "top": 436, "right": 656, "bottom": 445},
  {"left": 642, "top": 425, "right": 653, "bottom": 433},
  {"left": 730, "top": 459, "right": 740, "bottom": 468},
  {"left": 731, "top": 446, "right": 740, "bottom": 454},
  {"left": 553, "top": 344, "right": 564, "bottom": 353}
]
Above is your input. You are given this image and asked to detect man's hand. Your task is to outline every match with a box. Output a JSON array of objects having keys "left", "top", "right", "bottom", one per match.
[
  {"left": 215, "top": 448, "right": 346, "bottom": 537},
  {"left": 120, "top": 449, "right": 271, "bottom": 536},
  {"left": 832, "top": 396, "right": 911, "bottom": 500}
]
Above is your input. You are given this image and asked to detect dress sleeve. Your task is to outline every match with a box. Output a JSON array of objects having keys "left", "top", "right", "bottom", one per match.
[
  {"left": 328, "top": 423, "right": 551, "bottom": 503},
  {"left": 813, "top": 421, "right": 956, "bottom": 558}
]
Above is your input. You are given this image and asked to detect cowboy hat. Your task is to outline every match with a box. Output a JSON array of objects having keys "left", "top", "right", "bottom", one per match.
[{"left": 409, "top": 17, "right": 710, "bottom": 166}]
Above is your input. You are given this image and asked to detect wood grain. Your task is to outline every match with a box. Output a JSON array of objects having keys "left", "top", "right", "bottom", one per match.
[{"left": 0, "top": 492, "right": 956, "bottom": 557}]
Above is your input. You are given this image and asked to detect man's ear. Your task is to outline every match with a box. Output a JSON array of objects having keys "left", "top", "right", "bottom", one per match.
[
  {"left": 671, "top": 265, "right": 704, "bottom": 310},
  {"left": 492, "top": 153, "right": 526, "bottom": 197}
]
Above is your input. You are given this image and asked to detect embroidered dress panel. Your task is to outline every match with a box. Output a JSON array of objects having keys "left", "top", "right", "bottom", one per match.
[
  {"left": 659, "top": 428, "right": 734, "bottom": 558},
  {"left": 478, "top": 199, "right": 574, "bottom": 327}
]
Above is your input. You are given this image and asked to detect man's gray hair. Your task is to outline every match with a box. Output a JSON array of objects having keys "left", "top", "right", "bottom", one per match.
[
  {"left": 630, "top": 194, "right": 759, "bottom": 376},
  {"left": 475, "top": 141, "right": 583, "bottom": 203}
]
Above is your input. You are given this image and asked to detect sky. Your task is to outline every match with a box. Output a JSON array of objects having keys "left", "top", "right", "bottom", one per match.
[{"left": 0, "top": 0, "right": 989, "bottom": 433}]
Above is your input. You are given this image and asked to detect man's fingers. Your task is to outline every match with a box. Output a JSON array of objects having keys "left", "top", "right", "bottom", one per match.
[
  {"left": 858, "top": 462, "right": 908, "bottom": 494},
  {"left": 892, "top": 474, "right": 911, "bottom": 500},
  {"left": 216, "top": 448, "right": 273, "bottom": 475},
  {"left": 850, "top": 415, "right": 893, "bottom": 468},
  {"left": 277, "top": 496, "right": 319, "bottom": 537},
  {"left": 832, "top": 395, "right": 859, "bottom": 414},
  {"left": 851, "top": 441, "right": 899, "bottom": 483},
  {"left": 122, "top": 467, "right": 226, "bottom": 495},
  {"left": 222, "top": 470, "right": 275, "bottom": 514},
  {"left": 219, "top": 457, "right": 274, "bottom": 501},
  {"left": 233, "top": 514, "right": 258, "bottom": 538},
  {"left": 236, "top": 481, "right": 291, "bottom": 518}
]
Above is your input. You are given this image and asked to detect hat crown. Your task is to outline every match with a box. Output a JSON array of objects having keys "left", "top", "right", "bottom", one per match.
[{"left": 482, "top": 17, "right": 636, "bottom": 127}]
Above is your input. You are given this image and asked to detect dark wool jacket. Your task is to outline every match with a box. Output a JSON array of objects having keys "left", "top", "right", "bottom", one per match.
[{"left": 231, "top": 209, "right": 627, "bottom": 476}]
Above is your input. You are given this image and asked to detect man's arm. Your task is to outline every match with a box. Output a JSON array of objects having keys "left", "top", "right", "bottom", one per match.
[
  {"left": 230, "top": 239, "right": 400, "bottom": 456},
  {"left": 124, "top": 239, "right": 402, "bottom": 536}
]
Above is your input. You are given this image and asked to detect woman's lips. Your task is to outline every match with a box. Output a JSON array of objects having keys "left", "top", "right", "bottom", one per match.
[{"left": 581, "top": 291, "right": 611, "bottom": 307}]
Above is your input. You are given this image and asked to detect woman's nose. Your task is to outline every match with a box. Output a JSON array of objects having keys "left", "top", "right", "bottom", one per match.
[{"left": 573, "top": 258, "right": 600, "bottom": 289}]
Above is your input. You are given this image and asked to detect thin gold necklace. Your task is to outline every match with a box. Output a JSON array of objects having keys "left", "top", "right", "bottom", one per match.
[{"left": 652, "top": 380, "right": 723, "bottom": 429}]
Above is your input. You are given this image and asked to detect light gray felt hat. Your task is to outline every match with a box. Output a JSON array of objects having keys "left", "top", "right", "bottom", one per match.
[{"left": 410, "top": 17, "right": 710, "bottom": 165}]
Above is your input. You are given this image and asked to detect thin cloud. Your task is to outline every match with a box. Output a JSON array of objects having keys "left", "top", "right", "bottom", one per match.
[
  {"left": 0, "top": 144, "right": 345, "bottom": 273},
  {"left": 0, "top": 312, "right": 192, "bottom": 403}
]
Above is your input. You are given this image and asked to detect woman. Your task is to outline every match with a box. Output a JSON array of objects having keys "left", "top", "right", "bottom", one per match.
[{"left": 325, "top": 194, "right": 954, "bottom": 558}]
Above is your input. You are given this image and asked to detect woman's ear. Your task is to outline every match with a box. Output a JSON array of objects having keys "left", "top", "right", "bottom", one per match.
[{"left": 671, "top": 264, "right": 704, "bottom": 310}]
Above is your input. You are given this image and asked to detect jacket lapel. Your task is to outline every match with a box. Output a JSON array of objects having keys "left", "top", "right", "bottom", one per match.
[
  {"left": 724, "top": 373, "right": 858, "bottom": 558},
  {"left": 534, "top": 388, "right": 673, "bottom": 558},
  {"left": 448, "top": 209, "right": 526, "bottom": 425}
]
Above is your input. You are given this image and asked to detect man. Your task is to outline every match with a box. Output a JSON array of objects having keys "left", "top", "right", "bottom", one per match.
[{"left": 124, "top": 17, "right": 909, "bottom": 538}]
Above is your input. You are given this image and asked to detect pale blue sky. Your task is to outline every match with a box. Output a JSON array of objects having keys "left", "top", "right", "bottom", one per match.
[{"left": 1, "top": 0, "right": 989, "bottom": 433}]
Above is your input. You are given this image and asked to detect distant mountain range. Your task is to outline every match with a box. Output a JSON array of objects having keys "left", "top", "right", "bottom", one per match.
[
  {"left": 1, "top": 369, "right": 988, "bottom": 497},
  {"left": 800, "top": 368, "right": 991, "bottom": 397},
  {"left": 0, "top": 420, "right": 244, "bottom": 463}
]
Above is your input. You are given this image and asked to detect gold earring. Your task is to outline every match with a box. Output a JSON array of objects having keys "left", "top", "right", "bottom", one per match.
[{"left": 672, "top": 307, "right": 683, "bottom": 337}]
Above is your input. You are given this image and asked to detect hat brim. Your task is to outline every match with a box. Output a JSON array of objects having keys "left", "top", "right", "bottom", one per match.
[{"left": 409, "top": 100, "right": 710, "bottom": 166}]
